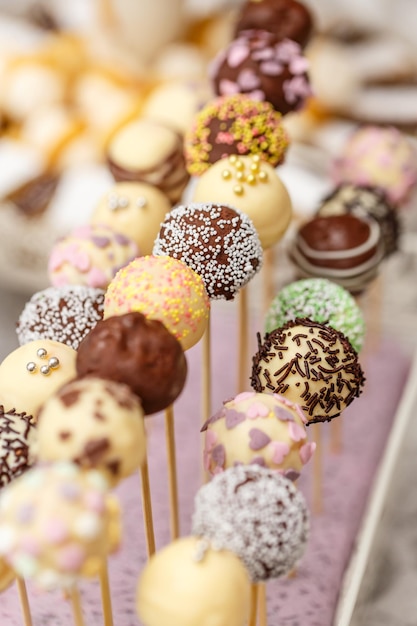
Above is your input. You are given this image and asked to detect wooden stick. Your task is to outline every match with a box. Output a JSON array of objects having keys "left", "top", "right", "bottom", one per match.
[
  {"left": 140, "top": 458, "right": 156, "bottom": 557},
  {"left": 249, "top": 583, "right": 258, "bottom": 626},
  {"left": 69, "top": 585, "right": 86, "bottom": 626},
  {"left": 16, "top": 577, "right": 33, "bottom": 626},
  {"left": 312, "top": 423, "right": 323, "bottom": 515},
  {"left": 263, "top": 247, "right": 275, "bottom": 317},
  {"left": 258, "top": 583, "right": 268, "bottom": 626},
  {"left": 238, "top": 286, "right": 249, "bottom": 393},
  {"left": 329, "top": 418, "right": 343, "bottom": 454},
  {"left": 99, "top": 561, "right": 114, "bottom": 626},
  {"left": 165, "top": 405, "right": 180, "bottom": 540},
  {"left": 202, "top": 312, "right": 212, "bottom": 426}
]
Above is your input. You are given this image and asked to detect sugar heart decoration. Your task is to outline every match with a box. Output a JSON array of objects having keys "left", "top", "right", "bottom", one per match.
[
  {"left": 211, "top": 444, "right": 226, "bottom": 469},
  {"left": 299, "top": 442, "right": 316, "bottom": 465},
  {"left": 288, "top": 421, "right": 306, "bottom": 442},
  {"left": 249, "top": 428, "right": 271, "bottom": 451},
  {"left": 270, "top": 441, "right": 290, "bottom": 465},
  {"left": 225, "top": 408, "right": 246, "bottom": 429},
  {"left": 234, "top": 391, "right": 256, "bottom": 403},
  {"left": 227, "top": 44, "right": 249, "bottom": 68},
  {"left": 274, "top": 406, "right": 294, "bottom": 422},
  {"left": 247, "top": 401, "right": 269, "bottom": 419}
]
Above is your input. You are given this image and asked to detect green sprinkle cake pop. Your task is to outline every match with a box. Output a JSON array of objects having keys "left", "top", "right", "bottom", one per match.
[{"left": 265, "top": 278, "right": 365, "bottom": 353}]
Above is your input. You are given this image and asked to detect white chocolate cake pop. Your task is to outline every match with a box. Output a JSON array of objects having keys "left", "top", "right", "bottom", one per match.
[
  {"left": 137, "top": 536, "right": 250, "bottom": 626},
  {"left": 0, "top": 462, "right": 120, "bottom": 590},
  {"left": 202, "top": 391, "right": 315, "bottom": 481},
  {"left": 0, "top": 340, "right": 77, "bottom": 419},
  {"left": 192, "top": 464, "right": 309, "bottom": 582},
  {"left": 36, "top": 378, "right": 146, "bottom": 487},
  {"left": 0, "top": 408, "right": 36, "bottom": 489}
]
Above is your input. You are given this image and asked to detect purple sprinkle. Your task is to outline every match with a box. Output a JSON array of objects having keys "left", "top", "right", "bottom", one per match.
[
  {"left": 91, "top": 236, "right": 111, "bottom": 248},
  {"left": 274, "top": 406, "right": 294, "bottom": 422},
  {"left": 249, "top": 428, "right": 271, "bottom": 451},
  {"left": 59, "top": 482, "right": 81, "bottom": 501},
  {"left": 225, "top": 408, "right": 246, "bottom": 429},
  {"left": 284, "top": 468, "right": 300, "bottom": 482},
  {"left": 211, "top": 444, "right": 226, "bottom": 468},
  {"left": 16, "top": 503, "right": 35, "bottom": 524},
  {"left": 250, "top": 456, "right": 266, "bottom": 467},
  {"left": 114, "top": 233, "right": 131, "bottom": 246}
]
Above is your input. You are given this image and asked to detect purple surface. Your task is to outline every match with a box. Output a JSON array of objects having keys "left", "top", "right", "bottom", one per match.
[{"left": 0, "top": 302, "right": 411, "bottom": 626}]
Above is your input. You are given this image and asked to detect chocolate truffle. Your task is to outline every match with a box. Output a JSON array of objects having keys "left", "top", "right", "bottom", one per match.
[
  {"left": 210, "top": 31, "right": 312, "bottom": 115},
  {"left": 317, "top": 184, "right": 400, "bottom": 258},
  {"left": 289, "top": 213, "right": 384, "bottom": 294},
  {"left": 152, "top": 202, "right": 263, "bottom": 300},
  {"left": 0, "top": 407, "right": 36, "bottom": 488},
  {"left": 251, "top": 318, "right": 366, "bottom": 423},
  {"left": 17, "top": 285, "right": 105, "bottom": 350},
  {"left": 184, "top": 94, "right": 289, "bottom": 176},
  {"left": 76, "top": 312, "right": 187, "bottom": 415},
  {"left": 192, "top": 464, "right": 309, "bottom": 582},
  {"left": 107, "top": 119, "right": 189, "bottom": 204},
  {"left": 235, "top": 0, "right": 314, "bottom": 48}
]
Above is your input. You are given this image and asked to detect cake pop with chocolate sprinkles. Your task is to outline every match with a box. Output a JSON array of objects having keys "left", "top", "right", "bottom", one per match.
[
  {"left": 152, "top": 202, "right": 263, "bottom": 301},
  {"left": 104, "top": 255, "right": 210, "bottom": 351},
  {"left": 210, "top": 30, "right": 312, "bottom": 115},
  {"left": 36, "top": 378, "right": 146, "bottom": 487},
  {"left": 251, "top": 318, "right": 365, "bottom": 424},
  {"left": 202, "top": 391, "right": 315, "bottom": 481},
  {"left": 265, "top": 278, "right": 365, "bottom": 353},
  {"left": 0, "top": 407, "right": 36, "bottom": 489},
  {"left": 16, "top": 285, "right": 105, "bottom": 350},
  {"left": 76, "top": 312, "right": 187, "bottom": 415},
  {"left": 192, "top": 464, "right": 309, "bottom": 582},
  {"left": 184, "top": 94, "right": 289, "bottom": 176}
]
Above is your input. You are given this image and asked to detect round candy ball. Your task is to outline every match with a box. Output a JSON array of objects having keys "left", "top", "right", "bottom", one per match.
[
  {"left": 210, "top": 31, "right": 311, "bottom": 115},
  {"left": 16, "top": 285, "right": 105, "bottom": 351},
  {"left": 137, "top": 536, "right": 250, "bottom": 626},
  {"left": 251, "top": 318, "right": 366, "bottom": 423},
  {"left": 76, "top": 312, "right": 187, "bottom": 415},
  {"left": 0, "top": 340, "right": 77, "bottom": 419},
  {"left": 36, "top": 378, "right": 146, "bottom": 487},
  {"left": 184, "top": 94, "right": 289, "bottom": 176},
  {"left": 153, "top": 202, "right": 263, "bottom": 301},
  {"left": 332, "top": 125, "right": 417, "bottom": 205},
  {"left": 192, "top": 464, "right": 309, "bottom": 582},
  {"left": 91, "top": 181, "right": 171, "bottom": 256},
  {"left": 104, "top": 255, "right": 210, "bottom": 351},
  {"left": 0, "top": 462, "right": 120, "bottom": 590},
  {"left": 265, "top": 278, "right": 365, "bottom": 353},
  {"left": 192, "top": 155, "right": 292, "bottom": 250},
  {"left": 48, "top": 224, "right": 138, "bottom": 290},
  {"left": 203, "top": 391, "right": 315, "bottom": 480},
  {"left": 0, "top": 408, "right": 36, "bottom": 489}
]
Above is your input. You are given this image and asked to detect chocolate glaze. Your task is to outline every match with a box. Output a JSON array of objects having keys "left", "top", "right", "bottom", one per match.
[
  {"left": 5, "top": 172, "right": 60, "bottom": 218},
  {"left": 76, "top": 312, "right": 187, "bottom": 415}
]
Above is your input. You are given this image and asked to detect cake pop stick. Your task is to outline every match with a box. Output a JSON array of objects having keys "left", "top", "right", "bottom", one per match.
[
  {"left": 140, "top": 459, "right": 156, "bottom": 557},
  {"left": 249, "top": 583, "right": 258, "bottom": 626},
  {"left": 263, "top": 247, "right": 276, "bottom": 317},
  {"left": 202, "top": 312, "right": 212, "bottom": 427},
  {"left": 69, "top": 586, "right": 86, "bottom": 626},
  {"left": 258, "top": 583, "right": 268, "bottom": 626},
  {"left": 16, "top": 577, "right": 33, "bottom": 626},
  {"left": 165, "top": 405, "right": 179, "bottom": 539},
  {"left": 238, "top": 286, "right": 249, "bottom": 393},
  {"left": 312, "top": 423, "right": 323, "bottom": 514},
  {"left": 99, "top": 561, "right": 114, "bottom": 626}
]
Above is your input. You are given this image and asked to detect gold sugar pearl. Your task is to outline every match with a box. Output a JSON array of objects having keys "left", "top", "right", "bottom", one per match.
[
  {"left": 250, "top": 162, "right": 260, "bottom": 173},
  {"left": 222, "top": 169, "right": 232, "bottom": 180},
  {"left": 234, "top": 160, "right": 244, "bottom": 171},
  {"left": 258, "top": 170, "right": 268, "bottom": 182},
  {"left": 236, "top": 171, "right": 246, "bottom": 182},
  {"left": 247, "top": 174, "right": 257, "bottom": 185},
  {"left": 228, "top": 155, "right": 237, "bottom": 164},
  {"left": 233, "top": 185, "right": 244, "bottom": 196}
]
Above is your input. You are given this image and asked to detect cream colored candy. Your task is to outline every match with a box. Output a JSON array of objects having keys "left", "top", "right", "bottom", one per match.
[
  {"left": 104, "top": 255, "right": 210, "bottom": 351},
  {"left": 92, "top": 182, "right": 171, "bottom": 256},
  {"left": 137, "top": 536, "right": 250, "bottom": 626},
  {"left": 192, "top": 155, "right": 292, "bottom": 250},
  {"left": 203, "top": 391, "right": 315, "bottom": 480},
  {"left": 0, "top": 462, "right": 120, "bottom": 590},
  {"left": 0, "top": 340, "right": 77, "bottom": 419},
  {"left": 36, "top": 378, "right": 146, "bottom": 486}
]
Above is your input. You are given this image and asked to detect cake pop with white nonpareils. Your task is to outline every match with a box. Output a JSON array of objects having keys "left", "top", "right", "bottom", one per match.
[
  {"left": 0, "top": 340, "right": 77, "bottom": 419},
  {"left": 0, "top": 462, "right": 120, "bottom": 591},
  {"left": 191, "top": 155, "right": 292, "bottom": 250},
  {"left": 36, "top": 378, "right": 146, "bottom": 487},
  {"left": 104, "top": 255, "right": 210, "bottom": 351},
  {"left": 137, "top": 536, "right": 250, "bottom": 626},
  {"left": 202, "top": 391, "right": 315, "bottom": 480},
  {"left": 16, "top": 285, "right": 105, "bottom": 350},
  {"left": 192, "top": 464, "right": 309, "bottom": 582},
  {"left": 251, "top": 318, "right": 365, "bottom": 424},
  {"left": 0, "top": 408, "right": 36, "bottom": 489},
  {"left": 152, "top": 202, "right": 263, "bottom": 301},
  {"left": 265, "top": 278, "right": 365, "bottom": 353}
]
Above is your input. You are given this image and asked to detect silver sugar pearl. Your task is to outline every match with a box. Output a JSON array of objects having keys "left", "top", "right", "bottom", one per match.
[
  {"left": 48, "top": 357, "right": 60, "bottom": 369},
  {"left": 118, "top": 196, "right": 129, "bottom": 209},
  {"left": 26, "top": 362, "right": 37, "bottom": 373},
  {"left": 37, "top": 348, "right": 47, "bottom": 359},
  {"left": 136, "top": 197, "right": 147, "bottom": 209},
  {"left": 40, "top": 365, "right": 50, "bottom": 376},
  {"left": 108, "top": 194, "right": 119, "bottom": 211}
]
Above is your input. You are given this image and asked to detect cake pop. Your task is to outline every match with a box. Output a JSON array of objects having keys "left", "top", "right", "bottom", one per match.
[
  {"left": 288, "top": 213, "right": 384, "bottom": 294},
  {"left": 36, "top": 378, "right": 146, "bottom": 487},
  {"left": 332, "top": 125, "right": 417, "bottom": 205},
  {"left": 137, "top": 536, "right": 250, "bottom": 626},
  {"left": 265, "top": 278, "right": 365, "bottom": 353},
  {"left": 152, "top": 202, "right": 263, "bottom": 300},
  {"left": 0, "top": 408, "right": 36, "bottom": 488},
  {"left": 104, "top": 255, "right": 210, "bottom": 351},
  {"left": 192, "top": 155, "right": 292, "bottom": 250},
  {"left": 107, "top": 119, "right": 189, "bottom": 204},
  {"left": 76, "top": 312, "right": 187, "bottom": 415},
  {"left": 0, "top": 340, "right": 77, "bottom": 419},
  {"left": 192, "top": 464, "right": 309, "bottom": 582},
  {"left": 210, "top": 31, "right": 312, "bottom": 115},
  {"left": 16, "top": 285, "right": 105, "bottom": 350},
  {"left": 251, "top": 318, "right": 365, "bottom": 423},
  {"left": 91, "top": 182, "right": 171, "bottom": 256},
  {"left": 184, "top": 94, "right": 289, "bottom": 176},
  {"left": 202, "top": 391, "right": 315, "bottom": 480},
  {"left": 0, "top": 462, "right": 120, "bottom": 590},
  {"left": 48, "top": 223, "right": 138, "bottom": 290}
]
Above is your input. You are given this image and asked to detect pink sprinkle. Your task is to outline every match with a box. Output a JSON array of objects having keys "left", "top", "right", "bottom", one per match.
[
  {"left": 227, "top": 44, "right": 249, "bottom": 68},
  {"left": 288, "top": 421, "right": 306, "bottom": 442},
  {"left": 299, "top": 442, "right": 316, "bottom": 465},
  {"left": 56, "top": 544, "right": 86, "bottom": 573},
  {"left": 44, "top": 519, "right": 69, "bottom": 545},
  {"left": 219, "top": 79, "right": 240, "bottom": 96},
  {"left": 238, "top": 68, "right": 261, "bottom": 90},
  {"left": 247, "top": 401, "right": 269, "bottom": 419},
  {"left": 234, "top": 391, "right": 255, "bottom": 402},
  {"left": 248, "top": 89, "right": 265, "bottom": 101},
  {"left": 19, "top": 535, "right": 41, "bottom": 557},
  {"left": 87, "top": 267, "right": 108, "bottom": 288},
  {"left": 260, "top": 61, "right": 283, "bottom": 76},
  {"left": 270, "top": 441, "right": 290, "bottom": 465},
  {"left": 289, "top": 56, "right": 309, "bottom": 75},
  {"left": 84, "top": 491, "right": 105, "bottom": 514}
]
